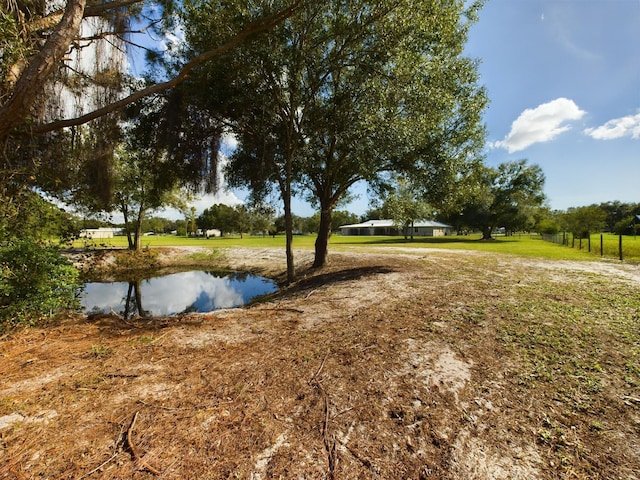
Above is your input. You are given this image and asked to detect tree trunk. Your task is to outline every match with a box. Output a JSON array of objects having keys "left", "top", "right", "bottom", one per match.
[
  {"left": 126, "top": 230, "right": 134, "bottom": 250},
  {"left": 121, "top": 202, "right": 135, "bottom": 249},
  {"left": 283, "top": 193, "right": 295, "bottom": 284},
  {"left": 133, "top": 280, "right": 144, "bottom": 316},
  {"left": 0, "top": 0, "right": 87, "bottom": 137},
  {"left": 27, "top": 1, "right": 303, "bottom": 135},
  {"left": 481, "top": 226, "right": 493, "bottom": 240},
  {"left": 133, "top": 220, "right": 142, "bottom": 251},
  {"left": 133, "top": 202, "right": 145, "bottom": 251},
  {"left": 313, "top": 207, "right": 332, "bottom": 268}
]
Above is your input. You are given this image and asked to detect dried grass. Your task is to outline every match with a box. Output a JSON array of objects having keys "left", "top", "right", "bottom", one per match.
[{"left": 1, "top": 248, "right": 639, "bottom": 479}]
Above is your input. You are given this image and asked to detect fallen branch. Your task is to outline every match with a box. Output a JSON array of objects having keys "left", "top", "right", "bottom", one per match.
[
  {"left": 308, "top": 354, "right": 328, "bottom": 386},
  {"left": 126, "top": 411, "right": 161, "bottom": 475},
  {"left": 622, "top": 395, "right": 640, "bottom": 407},
  {"left": 345, "top": 445, "right": 375, "bottom": 472},
  {"left": 308, "top": 355, "right": 338, "bottom": 479},
  {"left": 148, "top": 331, "right": 170, "bottom": 344},
  {"left": 78, "top": 451, "right": 121, "bottom": 479},
  {"left": 136, "top": 398, "right": 234, "bottom": 411},
  {"left": 257, "top": 307, "right": 305, "bottom": 314}
]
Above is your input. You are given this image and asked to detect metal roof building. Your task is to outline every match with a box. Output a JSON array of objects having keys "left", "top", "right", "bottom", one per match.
[{"left": 339, "top": 219, "right": 452, "bottom": 237}]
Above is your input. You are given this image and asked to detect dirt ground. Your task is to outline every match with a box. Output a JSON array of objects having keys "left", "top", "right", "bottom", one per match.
[{"left": 1, "top": 246, "right": 639, "bottom": 479}]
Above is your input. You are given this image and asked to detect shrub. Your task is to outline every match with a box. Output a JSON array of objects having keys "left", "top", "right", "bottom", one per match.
[
  {"left": 0, "top": 239, "right": 81, "bottom": 331},
  {"left": 613, "top": 216, "right": 636, "bottom": 236},
  {"left": 536, "top": 219, "right": 561, "bottom": 235}
]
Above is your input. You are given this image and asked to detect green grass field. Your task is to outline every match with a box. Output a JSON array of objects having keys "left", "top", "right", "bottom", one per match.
[
  {"left": 586, "top": 233, "right": 640, "bottom": 262},
  {"left": 74, "top": 232, "right": 627, "bottom": 262},
  {"left": 544, "top": 232, "right": 640, "bottom": 263}
]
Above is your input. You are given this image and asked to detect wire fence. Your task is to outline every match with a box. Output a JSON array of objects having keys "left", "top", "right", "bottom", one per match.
[{"left": 541, "top": 233, "right": 640, "bottom": 263}]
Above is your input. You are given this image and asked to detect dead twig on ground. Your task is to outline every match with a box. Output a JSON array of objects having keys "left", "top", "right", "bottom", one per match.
[
  {"left": 126, "top": 411, "right": 161, "bottom": 475},
  {"left": 136, "top": 398, "right": 235, "bottom": 411},
  {"left": 78, "top": 421, "right": 126, "bottom": 479},
  {"left": 257, "top": 307, "right": 305, "bottom": 314},
  {"left": 308, "top": 356, "right": 338, "bottom": 479},
  {"left": 78, "top": 451, "right": 121, "bottom": 479},
  {"left": 308, "top": 354, "right": 328, "bottom": 386}
]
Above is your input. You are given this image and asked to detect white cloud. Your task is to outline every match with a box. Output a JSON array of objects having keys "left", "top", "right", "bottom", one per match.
[
  {"left": 221, "top": 131, "right": 238, "bottom": 150},
  {"left": 493, "top": 98, "right": 586, "bottom": 153},
  {"left": 584, "top": 111, "right": 640, "bottom": 140}
]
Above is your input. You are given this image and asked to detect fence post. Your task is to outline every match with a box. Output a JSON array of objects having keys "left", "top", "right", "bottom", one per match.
[
  {"left": 588, "top": 235, "right": 591, "bottom": 253},
  {"left": 600, "top": 234, "right": 603, "bottom": 257},
  {"left": 619, "top": 235, "right": 623, "bottom": 261}
]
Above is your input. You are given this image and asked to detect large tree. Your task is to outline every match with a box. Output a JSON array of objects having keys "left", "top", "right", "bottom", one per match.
[
  {"left": 177, "top": 0, "right": 487, "bottom": 279},
  {"left": 0, "top": 0, "right": 302, "bottom": 239},
  {"left": 460, "top": 160, "right": 546, "bottom": 240},
  {"left": 561, "top": 205, "right": 607, "bottom": 239},
  {"left": 0, "top": 0, "right": 302, "bottom": 138},
  {"left": 197, "top": 203, "right": 241, "bottom": 237},
  {"left": 299, "top": 1, "right": 487, "bottom": 266}
]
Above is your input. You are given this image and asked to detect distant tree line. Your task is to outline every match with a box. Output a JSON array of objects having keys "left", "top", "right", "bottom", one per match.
[{"left": 536, "top": 202, "right": 640, "bottom": 238}]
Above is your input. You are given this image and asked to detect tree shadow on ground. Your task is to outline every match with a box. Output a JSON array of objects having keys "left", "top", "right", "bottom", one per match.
[{"left": 283, "top": 265, "right": 397, "bottom": 297}]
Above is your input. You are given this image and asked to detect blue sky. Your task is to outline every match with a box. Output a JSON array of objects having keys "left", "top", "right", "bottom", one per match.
[
  {"left": 465, "top": 0, "right": 640, "bottom": 211},
  {"left": 281, "top": 0, "right": 640, "bottom": 217},
  {"left": 163, "top": 0, "right": 640, "bottom": 219}
]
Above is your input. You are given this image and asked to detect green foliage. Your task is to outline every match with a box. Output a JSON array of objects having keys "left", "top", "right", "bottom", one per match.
[
  {"left": 177, "top": 0, "right": 487, "bottom": 272},
  {"left": 274, "top": 213, "right": 306, "bottom": 234},
  {"left": 330, "top": 211, "right": 359, "bottom": 233},
  {"left": 0, "top": 239, "right": 81, "bottom": 331},
  {"left": 597, "top": 201, "right": 640, "bottom": 232},
  {"left": 0, "top": 189, "right": 79, "bottom": 243},
  {"left": 361, "top": 207, "right": 385, "bottom": 222},
  {"left": 383, "top": 177, "right": 432, "bottom": 239},
  {"left": 0, "top": 12, "right": 32, "bottom": 98},
  {"left": 561, "top": 205, "right": 607, "bottom": 237},
  {"left": 247, "top": 204, "right": 275, "bottom": 235},
  {"left": 536, "top": 218, "right": 561, "bottom": 235},
  {"left": 613, "top": 216, "right": 637, "bottom": 236},
  {"left": 197, "top": 203, "right": 241, "bottom": 236},
  {"left": 303, "top": 210, "right": 359, "bottom": 234},
  {"left": 456, "top": 160, "right": 546, "bottom": 239}
]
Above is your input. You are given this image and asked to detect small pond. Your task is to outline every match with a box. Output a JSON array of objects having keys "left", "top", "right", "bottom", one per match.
[{"left": 81, "top": 270, "right": 278, "bottom": 318}]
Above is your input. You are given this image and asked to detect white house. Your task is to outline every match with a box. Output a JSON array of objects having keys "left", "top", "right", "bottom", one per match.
[
  {"left": 195, "top": 229, "right": 222, "bottom": 238},
  {"left": 79, "top": 227, "right": 122, "bottom": 239},
  {"left": 339, "top": 219, "right": 452, "bottom": 237}
]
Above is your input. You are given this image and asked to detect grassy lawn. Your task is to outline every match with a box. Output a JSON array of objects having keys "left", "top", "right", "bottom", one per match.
[
  {"left": 545, "top": 233, "right": 640, "bottom": 263},
  {"left": 587, "top": 233, "right": 640, "bottom": 262},
  {"left": 330, "top": 233, "right": 600, "bottom": 261},
  {"left": 75, "top": 232, "right": 606, "bottom": 262}
]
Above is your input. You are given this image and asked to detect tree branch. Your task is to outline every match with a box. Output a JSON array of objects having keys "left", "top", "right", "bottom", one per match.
[
  {"left": 29, "top": 1, "right": 303, "bottom": 135},
  {"left": 25, "top": 0, "right": 143, "bottom": 34},
  {"left": 0, "top": 0, "right": 87, "bottom": 138}
]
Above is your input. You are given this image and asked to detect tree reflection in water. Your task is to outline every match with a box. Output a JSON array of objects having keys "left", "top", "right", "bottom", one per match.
[
  {"left": 123, "top": 280, "right": 146, "bottom": 319},
  {"left": 81, "top": 271, "right": 278, "bottom": 318}
]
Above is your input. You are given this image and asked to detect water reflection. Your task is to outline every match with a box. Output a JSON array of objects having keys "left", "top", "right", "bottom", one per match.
[{"left": 82, "top": 271, "right": 278, "bottom": 318}]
